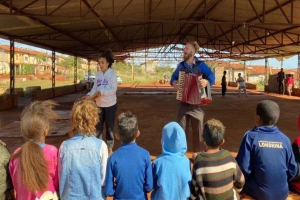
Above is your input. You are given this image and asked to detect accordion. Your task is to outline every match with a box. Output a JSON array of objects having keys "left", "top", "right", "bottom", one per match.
[{"left": 176, "top": 71, "right": 212, "bottom": 106}]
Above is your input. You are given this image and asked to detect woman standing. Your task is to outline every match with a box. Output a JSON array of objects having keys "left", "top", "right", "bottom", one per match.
[{"left": 86, "top": 49, "right": 117, "bottom": 155}]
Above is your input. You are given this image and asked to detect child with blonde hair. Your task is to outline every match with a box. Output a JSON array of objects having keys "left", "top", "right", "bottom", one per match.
[
  {"left": 9, "top": 100, "right": 59, "bottom": 199},
  {"left": 59, "top": 99, "right": 108, "bottom": 199}
]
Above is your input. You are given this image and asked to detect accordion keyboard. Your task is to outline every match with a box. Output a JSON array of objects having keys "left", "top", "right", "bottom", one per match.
[{"left": 176, "top": 71, "right": 185, "bottom": 101}]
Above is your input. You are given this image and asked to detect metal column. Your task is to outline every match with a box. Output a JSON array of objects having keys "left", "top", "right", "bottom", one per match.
[
  {"left": 88, "top": 60, "right": 91, "bottom": 79},
  {"left": 243, "top": 61, "right": 246, "bottom": 81},
  {"left": 297, "top": 54, "right": 300, "bottom": 89},
  {"left": 265, "top": 58, "right": 268, "bottom": 85},
  {"left": 9, "top": 38, "right": 14, "bottom": 94},
  {"left": 52, "top": 51, "right": 55, "bottom": 96},
  {"left": 74, "top": 56, "right": 77, "bottom": 88}
]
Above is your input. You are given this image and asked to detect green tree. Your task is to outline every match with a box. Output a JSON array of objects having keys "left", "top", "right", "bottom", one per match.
[
  {"left": 36, "top": 55, "right": 46, "bottom": 64},
  {"left": 23, "top": 64, "right": 34, "bottom": 75},
  {"left": 59, "top": 56, "right": 82, "bottom": 70}
]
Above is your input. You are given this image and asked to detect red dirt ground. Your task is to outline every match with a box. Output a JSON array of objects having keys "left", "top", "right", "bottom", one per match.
[
  {"left": 0, "top": 83, "right": 300, "bottom": 199},
  {"left": 1, "top": 83, "right": 299, "bottom": 156}
]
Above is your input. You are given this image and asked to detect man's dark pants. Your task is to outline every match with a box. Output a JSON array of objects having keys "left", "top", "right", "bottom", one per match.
[{"left": 177, "top": 102, "right": 204, "bottom": 152}]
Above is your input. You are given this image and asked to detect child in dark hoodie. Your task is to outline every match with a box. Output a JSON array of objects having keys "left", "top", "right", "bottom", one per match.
[{"left": 151, "top": 122, "right": 191, "bottom": 200}]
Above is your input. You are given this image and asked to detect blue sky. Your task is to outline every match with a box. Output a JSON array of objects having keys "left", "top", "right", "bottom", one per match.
[
  {"left": 1, "top": 38, "right": 298, "bottom": 69},
  {"left": 246, "top": 56, "right": 299, "bottom": 69}
]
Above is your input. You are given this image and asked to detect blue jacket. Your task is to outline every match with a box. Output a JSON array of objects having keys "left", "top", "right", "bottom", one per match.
[
  {"left": 59, "top": 133, "right": 107, "bottom": 200},
  {"left": 105, "top": 142, "right": 153, "bottom": 200},
  {"left": 236, "top": 126, "right": 298, "bottom": 200},
  {"left": 170, "top": 57, "right": 215, "bottom": 86},
  {"left": 151, "top": 122, "right": 191, "bottom": 200}
]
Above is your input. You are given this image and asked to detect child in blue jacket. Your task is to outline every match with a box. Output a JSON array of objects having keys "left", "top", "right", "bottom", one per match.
[{"left": 236, "top": 100, "right": 298, "bottom": 200}]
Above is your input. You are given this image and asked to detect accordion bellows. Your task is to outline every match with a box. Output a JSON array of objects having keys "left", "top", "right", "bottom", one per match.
[{"left": 176, "top": 71, "right": 212, "bottom": 106}]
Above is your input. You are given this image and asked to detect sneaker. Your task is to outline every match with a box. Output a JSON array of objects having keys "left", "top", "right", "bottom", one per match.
[{"left": 108, "top": 148, "right": 113, "bottom": 156}]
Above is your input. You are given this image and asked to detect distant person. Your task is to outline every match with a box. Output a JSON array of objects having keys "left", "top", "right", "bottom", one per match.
[
  {"left": 0, "top": 140, "right": 14, "bottom": 200},
  {"left": 63, "top": 70, "right": 67, "bottom": 79},
  {"left": 164, "top": 74, "right": 169, "bottom": 83},
  {"left": 221, "top": 70, "right": 227, "bottom": 97},
  {"left": 286, "top": 74, "right": 294, "bottom": 96},
  {"left": 105, "top": 112, "right": 153, "bottom": 199},
  {"left": 277, "top": 68, "right": 285, "bottom": 95},
  {"left": 9, "top": 101, "right": 59, "bottom": 199},
  {"left": 191, "top": 119, "right": 244, "bottom": 200},
  {"left": 59, "top": 100, "right": 108, "bottom": 199},
  {"left": 236, "top": 100, "right": 298, "bottom": 200},
  {"left": 236, "top": 73, "right": 247, "bottom": 98},
  {"left": 151, "top": 122, "right": 191, "bottom": 200}
]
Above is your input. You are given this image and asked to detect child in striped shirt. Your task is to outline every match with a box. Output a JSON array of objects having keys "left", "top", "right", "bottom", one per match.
[{"left": 191, "top": 119, "right": 245, "bottom": 200}]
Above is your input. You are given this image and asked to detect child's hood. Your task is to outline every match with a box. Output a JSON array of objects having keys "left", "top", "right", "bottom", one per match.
[{"left": 162, "top": 122, "right": 187, "bottom": 155}]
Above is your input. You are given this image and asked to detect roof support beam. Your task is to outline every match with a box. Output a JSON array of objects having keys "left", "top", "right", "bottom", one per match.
[
  {"left": 157, "top": 0, "right": 209, "bottom": 55},
  {"left": 220, "top": 26, "right": 299, "bottom": 52},
  {"left": 248, "top": 0, "right": 262, "bottom": 23},
  {"left": 203, "top": 0, "right": 295, "bottom": 46},
  {"left": 116, "top": 0, "right": 134, "bottom": 18},
  {"left": 178, "top": 0, "right": 192, "bottom": 19},
  {"left": 15, "top": 0, "right": 39, "bottom": 13},
  {"left": 48, "top": 0, "right": 71, "bottom": 15},
  {"left": 1, "top": 2, "right": 101, "bottom": 53},
  {"left": 82, "top": 0, "right": 127, "bottom": 52},
  {"left": 274, "top": 0, "right": 290, "bottom": 23},
  {"left": 177, "top": 0, "right": 223, "bottom": 43},
  {"left": 82, "top": 0, "right": 103, "bottom": 17}
]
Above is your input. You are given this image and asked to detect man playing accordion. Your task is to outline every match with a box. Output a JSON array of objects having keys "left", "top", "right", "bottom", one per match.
[{"left": 170, "top": 41, "right": 215, "bottom": 152}]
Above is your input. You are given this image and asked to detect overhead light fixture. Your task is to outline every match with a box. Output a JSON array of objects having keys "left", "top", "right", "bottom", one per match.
[{"left": 232, "top": 41, "right": 235, "bottom": 45}]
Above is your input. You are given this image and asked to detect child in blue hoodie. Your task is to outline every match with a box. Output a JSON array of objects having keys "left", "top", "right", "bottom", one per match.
[{"left": 151, "top": 122, "right": 191, "bottom": 200}]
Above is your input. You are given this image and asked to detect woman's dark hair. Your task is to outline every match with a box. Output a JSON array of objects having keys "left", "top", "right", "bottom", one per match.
[{"left": 99, "top": 49, "right": 114, "bottom": 68}]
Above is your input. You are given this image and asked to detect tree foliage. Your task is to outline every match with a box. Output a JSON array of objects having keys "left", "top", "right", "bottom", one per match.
[{"left": 59, "top": 56, "right": 82, "bottom": 69}]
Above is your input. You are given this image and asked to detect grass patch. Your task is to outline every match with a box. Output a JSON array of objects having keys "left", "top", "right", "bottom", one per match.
[{"left": 0, "top": 79, "right": 75, "bottom": 90}]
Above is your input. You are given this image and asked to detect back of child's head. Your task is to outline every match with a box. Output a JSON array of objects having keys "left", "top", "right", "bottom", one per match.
[
  {"left": 70, "top": 99, "right": 100, "bottom": 136},
  {"left": 256, "top": 100, "right": 280, "bottom": 126},
  {"left": 14, "top": 100, "right": 59, "bottom": 192},
  {"left": 203, "top": 119, "right": 225, "bottom": 148},
  {"left": 223, "top": 70, "right": 226, "bottom": 74},
  {"left": 162, "top": 122, "right": 187, "bottom": 154},
  {"left": 117, "top": 111, "right": 138, "bottom": 143}
]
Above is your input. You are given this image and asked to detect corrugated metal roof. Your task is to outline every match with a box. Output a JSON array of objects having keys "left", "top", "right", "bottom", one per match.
[{"left": 0, "top": 0, "right": 299, "bottom": 61}]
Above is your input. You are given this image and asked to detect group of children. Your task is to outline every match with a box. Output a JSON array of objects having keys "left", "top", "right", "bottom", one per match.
[{"left": 0, "top": 99, "right": 300, "bottom": 200}]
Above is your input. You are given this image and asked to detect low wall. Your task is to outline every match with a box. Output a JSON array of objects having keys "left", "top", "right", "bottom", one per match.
[
  {"left": 32, "top": 88, "right": 54, "bottom": 101},
  {"left": 5, "top": 88, "right": 24, "bottom": 97},
  {"left": 267, "top": 74, "right": 278, "bottom": 93},
  {"left": 245, "top": 83, "right": 257, "bottom": 90},
  {"left": 32, "top": 83, "right": 86, "bottom": 101},
  {"left": 228, "top": 82, "right": 257, "bottom": 90},
  {"left": 228, "top": 82, "right": 237, "bottom": 87},
  {"left": 55, "top": 85, "right": 76, "bottom": 96},
  {"left": 75, "top": 83, "right": 86, "bottom": 91},
  {"left": 292, "top": 88, "right": 300, "bottom": 96},
  {"left": 26, "top": 86, "right": 41, "bottom": 95},
  {"left": 0, "top": 94, "right": 18, "bottom": 110}
]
